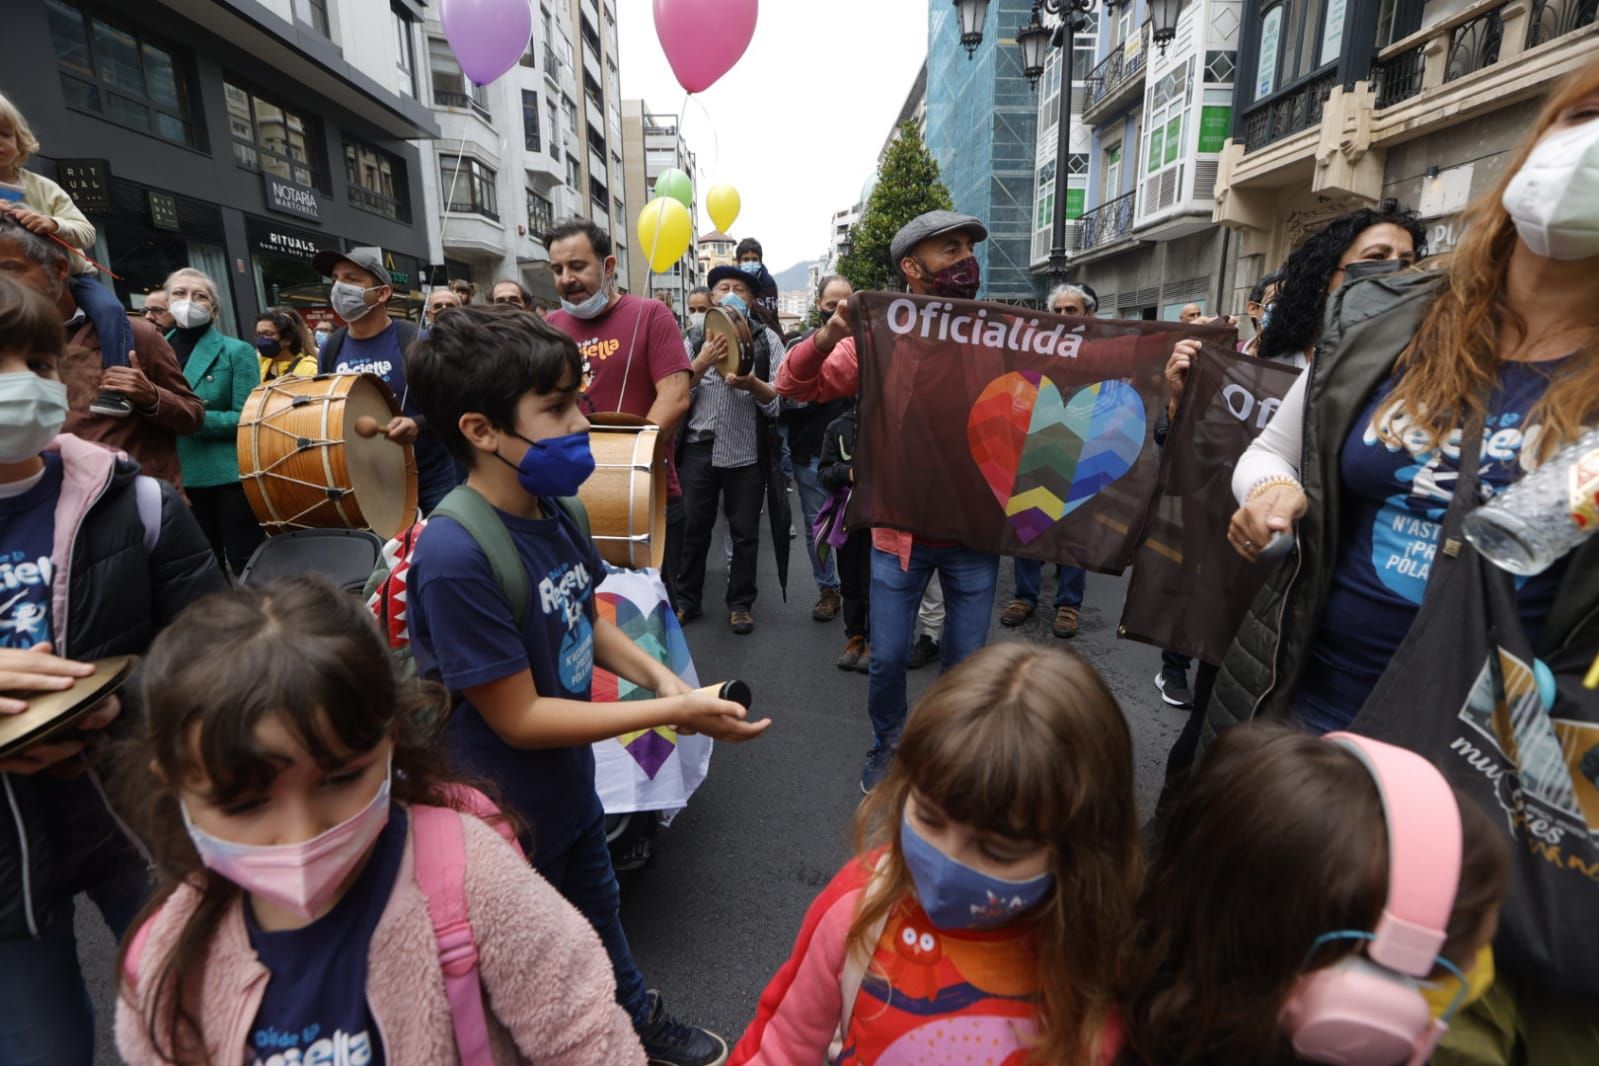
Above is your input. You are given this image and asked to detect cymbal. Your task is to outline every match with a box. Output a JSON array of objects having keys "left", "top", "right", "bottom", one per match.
[{"left": 0, "top": 655, "right": 139, "bottom": 758}]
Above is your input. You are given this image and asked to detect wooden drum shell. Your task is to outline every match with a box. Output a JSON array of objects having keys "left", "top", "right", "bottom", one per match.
[{"left": 579, "top": 425, "right": 665, "bottom": 570}]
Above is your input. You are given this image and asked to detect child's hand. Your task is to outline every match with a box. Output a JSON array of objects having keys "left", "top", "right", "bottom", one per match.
[
  {"left": 650, "top": 670, "right": 691, "bottom": 699},
  {"left": 4, "top": 205, "right": 60, "bottom": 236},
  {"left": 0, "top": 643, "right": 95, "bottom": 714},
  {"left": 672, "top": 690, "right": 771, "bottom": 742}
]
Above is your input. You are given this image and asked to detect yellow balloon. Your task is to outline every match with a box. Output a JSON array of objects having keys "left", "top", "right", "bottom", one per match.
[
  {"left": 636, "top": 197, "right": 692, "bottom": 273},
  {"left": 706, "top": 183, "right": 741, "bottom": 234}
]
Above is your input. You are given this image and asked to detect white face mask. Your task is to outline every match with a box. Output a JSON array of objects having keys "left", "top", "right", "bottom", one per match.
[
  {"left": 1502, "top": 116, "right": 1599, "bottom": 260},
  {"left": 169, "top": 299, "right": 213, "bottom": 330},
  {"left": 687, "top": 311, "right": 706, "bottom": 330}
]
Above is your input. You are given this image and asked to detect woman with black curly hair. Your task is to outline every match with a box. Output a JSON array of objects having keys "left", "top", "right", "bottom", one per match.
[{"left": 1255, "top": 202, "right": 1426, "bottom": 366}]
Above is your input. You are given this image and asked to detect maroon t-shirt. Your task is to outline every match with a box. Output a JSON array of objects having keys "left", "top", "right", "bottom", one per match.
[{"left": 548, "top": 294, "right": 690, "bottom": 497}]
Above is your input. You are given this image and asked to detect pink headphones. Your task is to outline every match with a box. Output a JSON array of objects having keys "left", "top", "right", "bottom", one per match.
[{"left": 1279, "top": 732, "right": 1469, "bottom": 1065}]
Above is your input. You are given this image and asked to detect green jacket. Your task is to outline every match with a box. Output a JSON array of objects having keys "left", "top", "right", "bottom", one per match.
[
  {"left": 173, "top": 326, "right": 261, "bottom": 489},
  {"left": 1208, "top": 270, "right": 1599, "bottom": 739}
]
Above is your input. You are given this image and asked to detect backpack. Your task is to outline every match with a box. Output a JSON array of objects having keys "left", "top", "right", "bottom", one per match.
[{"left": 123, "top": 789, "right": 522, "bottom": 1066}]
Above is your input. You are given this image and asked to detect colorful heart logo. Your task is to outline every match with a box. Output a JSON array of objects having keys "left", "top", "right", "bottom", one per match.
[{"left": 967, "top": 370, "right": 1146, "bottom": 544}]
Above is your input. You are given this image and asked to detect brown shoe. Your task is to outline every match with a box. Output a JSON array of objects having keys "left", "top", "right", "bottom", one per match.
[
  {"left": 1000, "top": 598, "right": 1035, "bottom": 627},
  {"left": 813, "top": 587, "right": 842, "bottom": 622},
  {"left": 1052, "top": 605, "right": 1080, "bottom": 638},
  {"left": 836, "top": 635, "right": 865, "bottom": 670},
  {"left": 855, "top": 642, "right": 871, "bottom": 674},
  {"left": 729, "top": 610, "right": 755, "bottom": 635}
]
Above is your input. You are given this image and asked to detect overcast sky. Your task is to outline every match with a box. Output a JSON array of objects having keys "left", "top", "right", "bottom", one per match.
[{"left": 615, "top": 0, "right": 927, "bottom": 276}]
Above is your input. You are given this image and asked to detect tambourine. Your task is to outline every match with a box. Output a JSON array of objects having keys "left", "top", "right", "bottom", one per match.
[
  {"left": 0, "top": 655, "right": 138, "bottom": 759},
  {"left": 702, "top": 305, "right": 756, "bottom": 378}
]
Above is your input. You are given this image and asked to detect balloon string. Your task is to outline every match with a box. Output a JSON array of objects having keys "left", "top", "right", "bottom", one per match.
[
  {"left": 616, "top": 179, "right": 670, "bottom": 411},
  {"left": 438, "top": 132, "right": 470, "bottom": 260}
]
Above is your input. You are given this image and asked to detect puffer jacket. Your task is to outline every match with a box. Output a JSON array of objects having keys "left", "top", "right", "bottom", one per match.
[
  {"left": 1207, "top": 271, "right": 1599, "bottom": 739},
  {"left": 0, "top": 434, "right": 225, "bottom": 941}
]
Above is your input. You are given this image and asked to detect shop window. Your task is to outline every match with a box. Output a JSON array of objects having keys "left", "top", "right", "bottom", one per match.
[
  {"left": 430, "top": 39, "right": 490, "bottom": 116},
  {"left": 442, "top": 157, "right": 498, "bottom": 220},
  {"left": 522, "top": 90, "right": 541, "bottom": 153},
  {"left": 45, "top": 0, "right": 198, "bottom": 147},
  {"left": 225, "top": 82, "right": 326, "bottom": 191},
  {"left": 344, "top": 140, "right": 410, "bottom": 222},
  {"left": 393, "top": 4, "right": 418, "bottom": 98}
]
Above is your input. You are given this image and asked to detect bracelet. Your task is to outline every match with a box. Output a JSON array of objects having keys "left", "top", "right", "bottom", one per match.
[{"left": 1245, "top": 474, "right": 1302, "bottom": 502}]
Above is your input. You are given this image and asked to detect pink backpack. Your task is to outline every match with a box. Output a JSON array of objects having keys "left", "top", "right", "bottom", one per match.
[{"left": 124, "top": 789, "right": 520, "bottom": 1066}]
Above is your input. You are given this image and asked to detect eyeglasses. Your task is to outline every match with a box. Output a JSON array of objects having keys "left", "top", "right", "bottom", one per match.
[{"left": 142, "top": 307, "right": 166, "bottom": 318}]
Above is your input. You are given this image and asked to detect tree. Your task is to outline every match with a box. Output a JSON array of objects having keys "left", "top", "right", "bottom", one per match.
[{"left": 837, "top": 122, "right": 954, "bottom": 294}]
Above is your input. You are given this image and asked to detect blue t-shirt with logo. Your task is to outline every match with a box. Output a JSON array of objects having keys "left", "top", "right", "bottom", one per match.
[
  {"left": 0, "top": 455, "right": 61, "bottom": 650},
  {"left": 408, "top": 501, "right": 603, "bottom": 868},
  {"left": 243, "top": 805, "right": 407, "bottom": 1066},
  {"left": 1298, "top": 360, "right": 1570, "bottom": 732},
  {"left": 319, "top": 322, "right": 461, "bottom": 509}
]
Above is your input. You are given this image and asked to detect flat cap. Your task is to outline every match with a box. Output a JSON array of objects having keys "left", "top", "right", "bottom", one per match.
[{"left": 889, "top": 210, "right": 988, "bottom": 270}]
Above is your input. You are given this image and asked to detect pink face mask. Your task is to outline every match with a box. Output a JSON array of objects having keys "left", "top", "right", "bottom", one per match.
[{"left": 181, "top": 762, "right": 392, "bottom": 921}]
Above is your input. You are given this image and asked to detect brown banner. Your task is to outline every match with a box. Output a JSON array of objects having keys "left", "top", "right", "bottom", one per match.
[
  {"left": 845, "top": 292, "right": 1235, "bottom": 571},
  {"left": 1119, "top": 347, "right": 1302, "bottom": 662}
]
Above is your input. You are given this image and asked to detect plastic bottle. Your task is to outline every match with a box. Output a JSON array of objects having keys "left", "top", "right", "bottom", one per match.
[{"left": 1463, "top": 426, "right": 1599, "bottom": 575}]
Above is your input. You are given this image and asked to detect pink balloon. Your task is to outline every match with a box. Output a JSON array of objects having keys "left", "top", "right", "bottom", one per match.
[
  {"left": 441, "top": 0, "right": 533, "bottom": 87},
  {"left": 653, "top": 0, "right": 758, "bottom": 94}
]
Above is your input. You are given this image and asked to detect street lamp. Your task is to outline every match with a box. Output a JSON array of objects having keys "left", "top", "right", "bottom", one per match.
[
  {"left": 1146, "top": 0, "right": 1183, "bottom": 52},
  {"left": 953, "top": 0, "right": 992, "bottom": 59}
]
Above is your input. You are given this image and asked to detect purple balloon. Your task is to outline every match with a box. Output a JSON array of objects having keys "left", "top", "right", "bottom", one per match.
[{"left": 441, "top": 0, "right": 533, "bottom": 87}]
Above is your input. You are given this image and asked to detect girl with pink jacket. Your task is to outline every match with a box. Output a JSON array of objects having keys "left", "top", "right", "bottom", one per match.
[{"left": 113, "top": 576, "right": 645, "bottom": 1066}]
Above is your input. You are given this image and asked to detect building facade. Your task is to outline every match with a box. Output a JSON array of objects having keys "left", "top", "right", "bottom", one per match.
[
  {"left": 696, "top": 229, "right": 735, "bottom": 279},
  {"left": 925, "top": 0, "right": 1042, "bottom": 303},
  {"left": 621, "top": 100, "right": 700, "bottom": 311},
  {"left": 8, "top": 0, "right": 439, "bottom": 336},
  {"left": 1213, "top": 0, "right": 1597, "bottom": 310},
  {"left": 1027, "top": 33, "right": 1093, "bottom": 278},
  {"left": 567, "top": 0, "right": 628, "bottom": 273}
]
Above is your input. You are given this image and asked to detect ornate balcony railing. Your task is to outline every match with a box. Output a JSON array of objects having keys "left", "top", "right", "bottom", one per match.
[
  {"left": 1076, "top": 191, "right": 1136, "bottom": 253},
  {"left": 1526, "top": 0, "right": 1597, "bottom": 46},
  {"left": 1240, "top": 69, "right": 1337, "bottom": 150},
  {"left": 1443, "top": 5, "right": 1505, "bottom": 82},
  {"left": 1083, "top": 35, "right": 1148, "bottom": 116},
  {"left": 1373, "top": 44, "right": 1426, "bottom": 107}
]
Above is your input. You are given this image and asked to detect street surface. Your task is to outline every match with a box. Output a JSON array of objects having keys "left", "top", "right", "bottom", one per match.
[{"left": 83, "top": 512, "right": 1183, "bottom": 1064}]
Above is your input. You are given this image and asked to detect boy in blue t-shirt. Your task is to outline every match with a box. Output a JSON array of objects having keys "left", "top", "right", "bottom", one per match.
[{"left": 405, "top": 305, "right": 770, "bottom": 1066}]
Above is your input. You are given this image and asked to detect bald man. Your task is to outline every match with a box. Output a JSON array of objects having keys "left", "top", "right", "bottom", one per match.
[{"left": 1179, "top": 302, "right": 1204, "bottom": 323}]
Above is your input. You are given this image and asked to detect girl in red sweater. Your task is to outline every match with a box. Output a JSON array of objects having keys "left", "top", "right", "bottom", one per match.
[{"left": 732, "top": 642, "right": 1139, "bottom": 1065}]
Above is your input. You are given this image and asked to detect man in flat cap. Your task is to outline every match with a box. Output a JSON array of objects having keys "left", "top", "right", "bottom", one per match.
[{"left": 775, "top": 209, "right": 998, "bottom": 794}]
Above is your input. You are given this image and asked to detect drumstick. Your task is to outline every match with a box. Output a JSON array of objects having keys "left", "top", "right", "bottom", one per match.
[{"left": 354, "top": 416, "right": 384, "bottom": 439}]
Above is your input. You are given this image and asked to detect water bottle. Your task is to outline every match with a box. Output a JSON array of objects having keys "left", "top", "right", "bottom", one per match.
[{"left": 1463, "top": 426, "right": 1599, "bottom": 575}]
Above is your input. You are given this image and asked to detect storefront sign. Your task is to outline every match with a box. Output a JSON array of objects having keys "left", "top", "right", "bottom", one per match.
[
  {"left": 382, "top": 249, "right": 420, "bottom": 290},
  {"left": 262, "top": 172, "right": 321, "bottom": 222},
  {"left": 1199, "top": 106, "right": 1232, "bottom": 154},
  {"left": 57, "top": 159, "right": 111, "bottom": 212},
  {"left": 247, "top": 217, "right": 333, "bottom": 262},
  {"left": 149, "top": 191, "right": 180, "bottom": 232}
]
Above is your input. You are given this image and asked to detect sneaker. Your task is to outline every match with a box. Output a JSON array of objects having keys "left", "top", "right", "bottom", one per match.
[
  {"left": 729, "top": 610, "right": 754, "bottom": 635},
  {"left": 999, "top": 598, "right": 1035, "bottom": 627},
  {"left": 90, "top": 391, "right": 133, "bottom": 418},
  {"left": 636, "top": 990, "right": 728, "bottom": 1066},
  {"left": 1052, "top": 605, "right": 1080, "bottom": 639},
  {"left": 813, "top": 588, "right": 841, "bottom": 622},
  {"left": 854, "top": 643, "right": 871, "bottom": 674},
  {"left": 907, "top": 633, "right": 940, "bottom": 670},
  {"left": 1154, "top": 669, "right": 1194, "bottom": 708},
  {"left": 860, "top": 746, "right": 894, "bottom": 794},
  {"left": 836, "top": 635, "right": 865, "bottom": 671}
]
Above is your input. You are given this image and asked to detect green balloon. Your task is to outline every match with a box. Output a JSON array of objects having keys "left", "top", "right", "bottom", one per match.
[{"left": 653, "top": 168, "right": 693, "bottom": 209}]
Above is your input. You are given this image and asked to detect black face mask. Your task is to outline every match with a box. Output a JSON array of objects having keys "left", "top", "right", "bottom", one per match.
[{"left": 1339, "top": 258, "right": 1405, "bottom": 286}]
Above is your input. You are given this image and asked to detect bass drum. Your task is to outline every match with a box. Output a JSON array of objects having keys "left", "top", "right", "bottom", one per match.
[
  {"left": 579, "top": 423, "right": 665, "bottom": 570},
  {"left": 237, "top": 373, "right": 419, "bottom": 541}
]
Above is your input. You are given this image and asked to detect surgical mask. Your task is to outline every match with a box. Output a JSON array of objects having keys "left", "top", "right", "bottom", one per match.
[
  {"left": 739, "top": 260, "right": 762, "bottom": 277},
  {"left": 919, "top": 255, "right": 982, "bottom": 300},
  {"left": 330, "top": 281, "right": 381, "bottom": 322},
  {"left": 169, "top": 299, "right": 213, "bottom": 330},
  {"left": 560, "top": 278, "right": 613, "bottom": 320},
  {"left": 687, "top": 311, "right": 706, "bottom": 331},
  {"left": 718, "top": 293, "right": 750, "bottom": 319},
  {"left": 254, "top": 337, "right": 282, "bottom": 358},
  {"left": 899, "top": 817, "right": 1053, "bottom": 930},
  {"left": 314, "top": 329, "right": 331, "bottom": 349},
  {"left": 0, "top": 373, "right": 68, "bottom": 462},
  {"left": 1502, "top": 116, "right": 1599, "bottom": 260},
  {"left": 495, "top": 430, "right": 596, "bottom": 498},
  {"left": 181, "top": 762, "right": 392, "bottom": 922}
]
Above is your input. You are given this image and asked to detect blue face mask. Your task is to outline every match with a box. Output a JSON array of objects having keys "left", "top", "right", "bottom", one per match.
[
  {"left": 718, "top": 292, "right": 750, "bottom": 319},
  {"left": 739, "top": 260, "right": 762, "bottom": 277},
  {"left": 560, "top": 288, "right": 611, "bottom": 320},
  {"left": 495, "top": 430, "right": 596, "bottom": 498},
  {"left": 899, "top": 817, "right": 1053, "bottom": 930}
]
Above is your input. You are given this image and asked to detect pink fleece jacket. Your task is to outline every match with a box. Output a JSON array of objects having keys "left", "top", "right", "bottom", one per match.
[{"left": 116, "top": 808, "right": 646, "bottom": 1066}]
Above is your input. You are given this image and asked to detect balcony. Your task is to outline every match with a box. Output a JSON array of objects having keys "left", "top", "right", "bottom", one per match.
[
  {"left": 1081, "top": 32, "right": 1148, "bottom": 125},
  {"left": 1075, "top": 191, "right": 1137, "bottom": 254},
  {"left": 434, "top": 90, "right": 493, "bottom": 123},
  {"left": 1239, "top": 69, "right": 1338, "bottom": 151}
]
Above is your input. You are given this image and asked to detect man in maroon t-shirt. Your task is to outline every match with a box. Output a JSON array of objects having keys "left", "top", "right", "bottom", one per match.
[{"left": 546, "top": 219, "right": 691, "bottom": 602}]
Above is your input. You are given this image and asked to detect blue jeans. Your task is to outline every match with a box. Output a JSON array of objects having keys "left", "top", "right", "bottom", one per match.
[
  {"left": 537, "top": 807, "right": 650, "bottom": 1027},
  {"left": 791, "top": 457, "right": 838, "bottom": 590},
  {"left": 0, "top": 858, "right": 151, "bottom": 1065},
  {"left": 867, "top": 545, "right": 998, "bottom": 750},
  {"left": 1012, "top": 559, "right": 1084, "bottom": 609}
]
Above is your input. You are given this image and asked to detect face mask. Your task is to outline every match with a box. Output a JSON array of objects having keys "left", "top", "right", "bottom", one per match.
[
  {"left": 0, "top": 373, "right": 68, "bottom": 462},
  {"left": 169, "top": 299, "right": 213, "bottom": 330},
  {"left": 1340, "top": 258, "right": 1405, "bottom": 285},
  {"left": 560, "top": 275, "right": 613, "bottom": 320},
  {"left": 182, "top": 761, "right": 392, "bottom": 921},
  {"left": 330, "top": 281, "right": 381, "bottom": 322},
  {"left": 899, "top": 816, "right": 1053, "bottom": 930},
  {"left": 919, "top": 255, "right": 981, "bottom": 300},
  {"left": 739, "top": 260, "right": 762, "bottom": 277},
  {"left": 1502, "top": 116, "right": 1599, "bottom": 260},
  {"left": 1260, "top": 303, "right": 1275, "bottom": 330},
  {"left": 314, "top": 329, "right": 331, "bottom": 349},
  {"left": 687, "top": 311, "right": 706, "bottom": 330},
  {"left": 254, "top": 337, "right": 282, "bottom": 358},
  {"left": 495, "top": 430, "right": 596, "bottom": 498},
  {"left": 718, "top": 292, "right": 750, "bottom": 319},
  {"left": 1420, "top": 945, "right": 1496, "bottom": 1019}
]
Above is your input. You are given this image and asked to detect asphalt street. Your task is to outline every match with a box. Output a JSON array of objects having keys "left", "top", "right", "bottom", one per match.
[{"left": 82, "top": 513, "right": 1184, "bottom": 1065}]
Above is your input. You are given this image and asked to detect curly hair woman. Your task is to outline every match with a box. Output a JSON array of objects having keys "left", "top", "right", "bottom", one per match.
[{"left": 1255, "top": 203, "right": 1427, "bottom": 365}]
